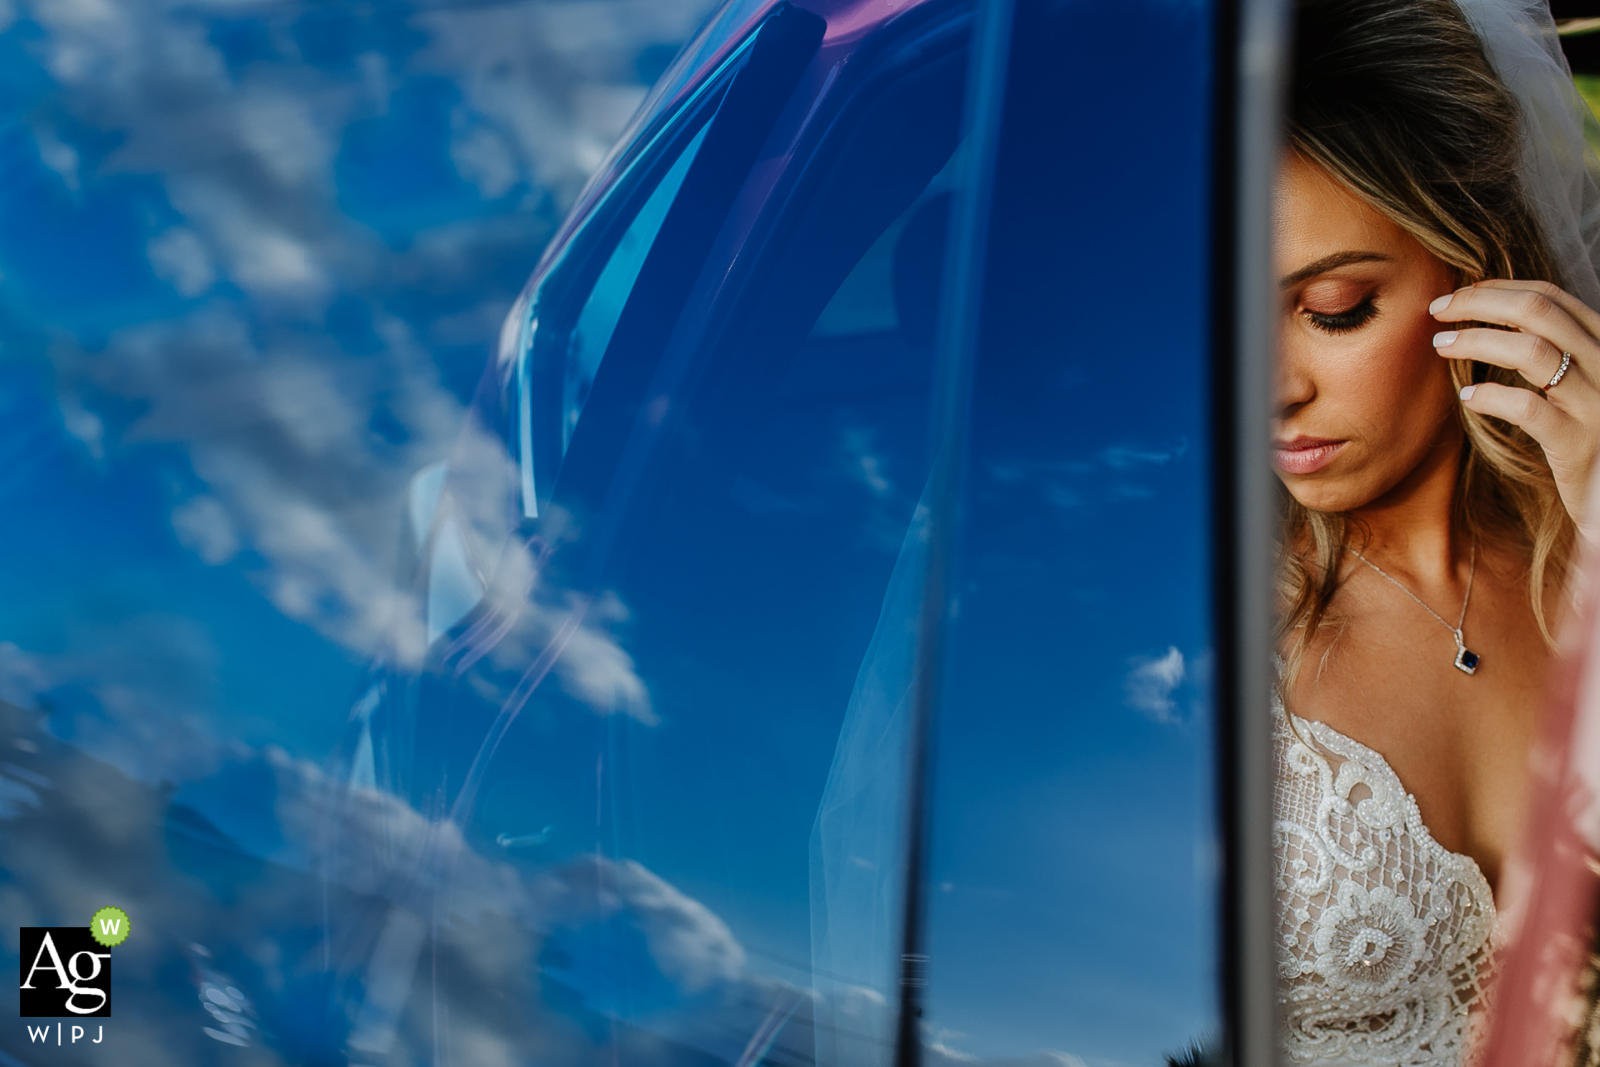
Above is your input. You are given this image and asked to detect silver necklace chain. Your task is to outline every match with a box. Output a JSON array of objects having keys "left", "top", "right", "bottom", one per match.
[{"left": 1348, "top": 540, "right": 1481, "bottom": 675}]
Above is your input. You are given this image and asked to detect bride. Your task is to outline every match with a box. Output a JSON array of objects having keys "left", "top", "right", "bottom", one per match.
[{"left": 1271, "top": 0, "right": 1600, "bottom": 1061}]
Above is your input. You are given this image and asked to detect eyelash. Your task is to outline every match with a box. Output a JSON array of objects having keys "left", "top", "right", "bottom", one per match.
[{"left": 1306, "top": 297, "right": 1378, "bottom": 334}]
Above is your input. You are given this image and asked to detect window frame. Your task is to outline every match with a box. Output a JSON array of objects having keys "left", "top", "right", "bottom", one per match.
[
  {"left": 512, "top": 4, "right": 828, "bottom": 528},
  {"left": 513, "top": 35, "right": 754, "bottom": 521}
]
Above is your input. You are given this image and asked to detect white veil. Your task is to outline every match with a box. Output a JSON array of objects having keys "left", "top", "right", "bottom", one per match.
[{"left": 1455, "top": 0, "right": 1600, "bottom": 308}]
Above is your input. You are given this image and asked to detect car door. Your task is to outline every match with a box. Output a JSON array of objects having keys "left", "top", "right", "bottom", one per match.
[
  {"left": 343, "top": 4, "right": 985, "bottom": 1066},
  {"left": 0, "top": 0, "right": 1286, "bottom": 1065},
  {"left": 352, "top": 0, "right": 1286, "bottom": 1064}
]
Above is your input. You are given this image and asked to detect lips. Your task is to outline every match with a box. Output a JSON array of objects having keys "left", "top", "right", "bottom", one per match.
[{"left": 1273, "top": 437, "right": 1346, "bottom": 475}]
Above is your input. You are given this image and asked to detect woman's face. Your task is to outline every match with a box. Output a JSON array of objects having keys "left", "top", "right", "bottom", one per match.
[{"left": 1273, "top": 153, "right": 1462, "bottom": 513}]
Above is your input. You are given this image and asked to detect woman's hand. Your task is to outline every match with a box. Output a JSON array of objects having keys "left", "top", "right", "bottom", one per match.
[{"left": 1431, "top": 279, "right": 1600, "bottom": 537}]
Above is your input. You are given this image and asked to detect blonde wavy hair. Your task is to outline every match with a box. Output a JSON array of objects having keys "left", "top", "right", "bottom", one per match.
[{"left": 1279, "top": 0, "right": 1578, "bottom": 683}]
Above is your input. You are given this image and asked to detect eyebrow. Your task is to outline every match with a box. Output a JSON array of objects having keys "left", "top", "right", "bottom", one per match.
[{"left": 1280, "top": 251, "right": 1393, "bottom": 288}]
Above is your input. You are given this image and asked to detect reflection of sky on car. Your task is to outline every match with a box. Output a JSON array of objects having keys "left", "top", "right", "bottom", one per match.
[
  {"left": 0, "top": 0, "right": 716, "bottom": 1062},
  {"left": 0, "top": 0, "right": 715, "bottom": 764},
  {"left": 0, "top": 1, "right": 1219, "bottom": 1066},
  {"left": 909, "top": 0, "right": 1218, "bottom": 1059}
]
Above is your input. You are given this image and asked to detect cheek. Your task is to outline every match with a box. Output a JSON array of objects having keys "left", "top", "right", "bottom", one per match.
[{"left": 1311, "top": 313, "right": 1453, "bottom": 420}]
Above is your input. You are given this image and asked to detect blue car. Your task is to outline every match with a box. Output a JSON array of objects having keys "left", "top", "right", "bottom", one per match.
[
  {"left": 357, "top": 0, "right": 1272, "bottom": 1064},
  {"left": 0, "top": 0, "right": 1277, "bottom": 1064}
]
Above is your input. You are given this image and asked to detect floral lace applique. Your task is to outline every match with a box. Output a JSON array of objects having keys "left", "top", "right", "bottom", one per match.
[{"left": 1273, "top": 694, "right": 1497, "bottom": 1066}]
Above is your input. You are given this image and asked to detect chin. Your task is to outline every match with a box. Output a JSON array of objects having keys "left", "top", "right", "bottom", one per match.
[{"left": 1278, "top": 474, "right": 1385, "bottom": 515}]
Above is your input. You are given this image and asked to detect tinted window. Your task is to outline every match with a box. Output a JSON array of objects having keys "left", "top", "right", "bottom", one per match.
[
  {"left": 349, "top": 7, "right": 976, "bottom": 1067},
  {"left": 917, "top": 0, "right": 1222, "bottom": 1063},
  {"left": 513, "top": 64, "right": 732, "bottom": 522},
  {"left": 563, "top": 125, "right": 710, "bottom": 456}
]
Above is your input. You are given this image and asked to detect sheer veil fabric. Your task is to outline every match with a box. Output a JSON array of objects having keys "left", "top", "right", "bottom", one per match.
[{"left": 1456, "top": 0, "right": 1600, "bottom": 308}]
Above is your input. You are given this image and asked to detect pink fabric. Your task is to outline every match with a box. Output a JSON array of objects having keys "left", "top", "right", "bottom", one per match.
[{"left": 1481, "top": 538, "right": 1600, "bottom": 1064}]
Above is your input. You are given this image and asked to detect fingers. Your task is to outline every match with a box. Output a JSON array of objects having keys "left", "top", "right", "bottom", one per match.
[
  {"left": 1434, "top": 326, "right": 1581, "bottom": 394},
  {"left": 1459, "top": 380, "right": 1586, "bottom": 466},
  {"left": 1430, "top": 282, "right": 1599, "bottom": 366},
  {"left": 1440, "top": 280, "right": 1600, "bottom": 529},
  {"left": 1468, "top": 279, "right": 1600, "bottom": 338}
]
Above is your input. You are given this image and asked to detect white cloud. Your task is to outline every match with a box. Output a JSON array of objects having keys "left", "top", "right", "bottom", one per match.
[
  {"left": 0, "top": 624, "right": 222, "bottom": 786},
  {"left": 147, "top": 227, "right": 215, "bottom": 297},
  {"left": 990, "top": 439, "right": 1193, "bottom": 517},
  {"left": 609, "top": 857, "right": 746, "bottom": 990},
  {"left": 197, "top": 744, "right": 744, "bottom": 996},
  {"left": 571, "top": 83, "right": 649, "bottom": 171},
  {"left": 171, "top": 494, "right": 239, "bottom": 564},
  {"left": 188, "top": 192, "right": 329, "bottom": 300},
  {"left": 1039, "top": 1056, "right": 1091, "bottom": 1067},
  {"left": 0, "top": 10, "right": 764, "bottom": 1063},
  {"left": 429, "top": 428, "right": 655, "bottom": 719},
  {"left": 1101, "top": 441, "right": 1186, "bottom": 469},
  {"left": 451, "top": 121, "right": 520, "bottom": 200},
  {"left": 528, "top": 853, "right": 746, "bottom": 992},
  {"left": 552, "top": 591, "right": 656, "bottom": 723},
  {"left": 60, "top": 304, "right": 439, "bottom": 664},
  {"left": 929, "top": 1039, "right": 980, "bottom": 1062},
  {"left": 1125, "top": 645, "right": 1186, "bottom": 722},
  {"left": 230, "top": 88, "right": 333, "bottom": 190},
  {"left": 413, "top": 0, "right": 717, "bottom": 199},
  {"left": 55, "top": 395, "right": 105, "bottom": 459},
  {"left": 268, "top": 746, "right": 523, "bottom": 914},
  {"left": 841, "top": 427, "right": 893, "bottom": 498},
  {"left": 32, "top": 125, "right": 81, "bottom": 189}
]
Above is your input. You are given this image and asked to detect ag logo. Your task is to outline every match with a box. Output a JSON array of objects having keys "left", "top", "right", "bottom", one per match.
[{"left": 19, "top": 928, "right": 111, "bottom": 1017}]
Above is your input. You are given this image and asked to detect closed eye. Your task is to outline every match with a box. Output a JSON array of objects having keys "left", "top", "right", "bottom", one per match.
[{"left": 1307, "top": 297, "right": 1378, "bottom": 334}]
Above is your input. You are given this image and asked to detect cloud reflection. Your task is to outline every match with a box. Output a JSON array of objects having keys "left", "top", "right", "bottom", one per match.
[
  {"left": 1, "top": 688, "right": 1110, "bottom": 1066},
  {"left": 1125, "top": 646, "right": 1185, "bottom": 722},
  {"left": 5, "top": 0, "right": 722, "bottom": 681}
]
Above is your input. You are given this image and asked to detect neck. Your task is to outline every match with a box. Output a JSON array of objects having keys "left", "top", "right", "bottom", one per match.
[{"left": 1349, "top": 426, "right": 1466, "bottom": 582}]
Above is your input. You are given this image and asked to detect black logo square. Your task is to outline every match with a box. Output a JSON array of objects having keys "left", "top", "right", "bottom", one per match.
[{"left": 19, "top": 928, "right": 111, "bottom": 1017}]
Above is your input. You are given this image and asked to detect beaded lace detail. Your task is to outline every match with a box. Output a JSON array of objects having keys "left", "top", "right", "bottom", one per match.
[{"left": 1274, "top": 692, "right": 1497, "bottom": 1066}]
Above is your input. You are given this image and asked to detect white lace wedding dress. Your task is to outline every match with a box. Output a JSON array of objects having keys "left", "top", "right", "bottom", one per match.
[{"left": 1274, "top": 692, "right": 1498, "bottom": 1066}]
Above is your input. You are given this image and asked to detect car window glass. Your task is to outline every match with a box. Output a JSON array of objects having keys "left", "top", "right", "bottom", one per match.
[
  {"left": 918, "top": 0, "right": 1223, "bottom": 1063},
  {"left": 514, "top": 98, "right": 723, "bottom": 521},
  {"left": 517, "top": 6, "right": 829, "bottom": 524},
  {"left": 810, "top": 139, "right": 965, "bottom": 339},
  {"left": 371, "top": 9, "right": 977, "bottom": 1067},
  {"left": 565, "top": 122, "right": 711, "bottom": 455}
]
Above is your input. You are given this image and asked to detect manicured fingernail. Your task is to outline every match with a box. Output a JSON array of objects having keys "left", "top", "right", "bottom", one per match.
[
  {"left": 1429, "top": 294, "right": 1453, "bottom": 315},
  {"left": 1460, "top": 385, "right": 1477, "bottom": 401},
  {"left": 1433, "top": 331, "right": 1458, "bottom": 347}
]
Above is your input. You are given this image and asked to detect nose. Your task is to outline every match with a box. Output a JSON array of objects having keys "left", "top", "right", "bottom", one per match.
[{"left": 1274, "top": 335, "right": 1314, "bottom": 421}]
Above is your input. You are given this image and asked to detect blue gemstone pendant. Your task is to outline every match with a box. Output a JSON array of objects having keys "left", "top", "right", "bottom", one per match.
[{"left": 1454, "top": 645, "right": 1480, "bottom": 675}]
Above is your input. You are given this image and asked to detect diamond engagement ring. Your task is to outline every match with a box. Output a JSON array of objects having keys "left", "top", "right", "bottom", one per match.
[{"left": 1547, "top": 350, "right": 1574, "bottom": 390}]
